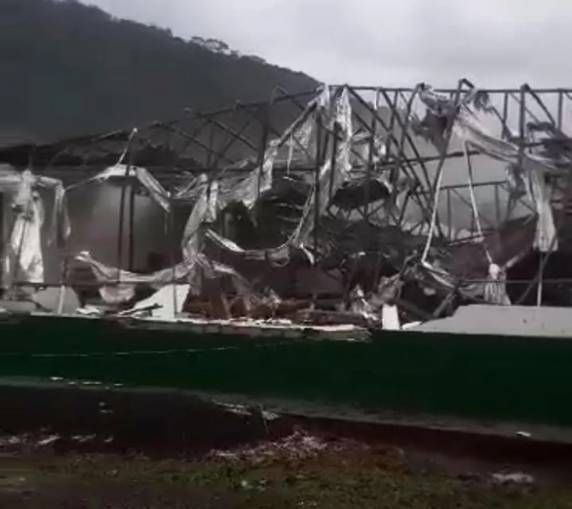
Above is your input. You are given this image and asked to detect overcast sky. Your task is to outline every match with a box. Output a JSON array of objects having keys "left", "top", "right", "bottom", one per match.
[{"left": 81, "top": 0, "right": 571, "bottom": 87}]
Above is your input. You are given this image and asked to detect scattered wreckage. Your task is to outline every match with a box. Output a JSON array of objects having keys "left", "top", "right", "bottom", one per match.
[
  {"left": 1, "top": 81, "right": 572, "bottom": 431},
  {"left": 0, "top": 80, "right": 570, "bottom": 333}
]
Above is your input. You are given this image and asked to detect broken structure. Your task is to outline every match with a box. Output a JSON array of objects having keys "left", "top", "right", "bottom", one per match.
[{"left": 1, "top": 81, "right": 571, "bottom": 327}]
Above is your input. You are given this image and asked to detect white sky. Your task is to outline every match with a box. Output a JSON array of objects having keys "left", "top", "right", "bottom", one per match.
[{"left": 80, "top": 0, "right": 571, "bottom": 87}]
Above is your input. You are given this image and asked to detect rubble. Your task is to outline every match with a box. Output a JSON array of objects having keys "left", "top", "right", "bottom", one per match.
[
  {"left": 208, "top": 429, "right": 332, "bottom": 465},
  {"left": 491, "top": 472, "right": 535, "bottom": 486}
]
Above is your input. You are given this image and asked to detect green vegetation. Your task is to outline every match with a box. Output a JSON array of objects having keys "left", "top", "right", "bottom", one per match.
[
  {"left": 0, "top": 443, "right": 571, "bottom": 508},
  {"left": 0, "top": 0, "right": 317, "bottom": 143}
]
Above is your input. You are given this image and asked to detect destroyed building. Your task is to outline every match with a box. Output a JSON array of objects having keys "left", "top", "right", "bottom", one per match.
[{"left": 0, "top": 81, "right": 571, "bottom": 328}]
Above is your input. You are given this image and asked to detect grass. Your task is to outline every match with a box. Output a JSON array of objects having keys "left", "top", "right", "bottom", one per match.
[{"left": 0, "top": 439, "right": 571, "bottom": 509}]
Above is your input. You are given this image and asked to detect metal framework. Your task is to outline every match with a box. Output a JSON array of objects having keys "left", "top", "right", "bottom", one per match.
[{"left": 1, "top": 80, "right": 572, "bottom": 316}]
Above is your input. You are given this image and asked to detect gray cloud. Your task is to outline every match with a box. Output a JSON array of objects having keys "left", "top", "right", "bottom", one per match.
[{"left": 81, "top": 0, "right": 572, "bottom": 87}]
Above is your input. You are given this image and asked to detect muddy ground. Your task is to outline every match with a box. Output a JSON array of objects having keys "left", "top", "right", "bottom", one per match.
[{"left": 0, "top": 430, "right": 571, "bottom": 509}]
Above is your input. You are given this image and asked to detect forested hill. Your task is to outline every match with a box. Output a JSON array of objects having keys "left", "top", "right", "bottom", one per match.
[{"left": 0, "top": 0, "right": 318, "bottom": 144}]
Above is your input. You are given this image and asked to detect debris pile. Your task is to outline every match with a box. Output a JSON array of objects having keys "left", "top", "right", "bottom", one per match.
[{"left": 209, "top": 429, "right": 338, "bottom": 465}]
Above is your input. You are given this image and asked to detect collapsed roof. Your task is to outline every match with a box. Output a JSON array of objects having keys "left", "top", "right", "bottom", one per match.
[{"left": 0, "top": 81, "right": 571, "bottom": 326}]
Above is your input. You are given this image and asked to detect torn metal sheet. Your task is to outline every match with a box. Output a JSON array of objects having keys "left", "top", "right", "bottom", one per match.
[
  {"left": 73, "top": 164, "right": 171, "bottom": 212},
  {"left": 77, "top": 248, "right": 255, "bottom": 308},
  {"left": 0, "top": 169, "right": 70, "bottom": 288},
  {"left": 76, "top": 251, "right": 195, "bottom": 287},
  {"left": 0, "top": 168, "right": 70, "bottom": 244},
  {"left": 75, "top": 251, "right": 196, "bottom": 304},
  {"left": 419, "top": 86, "right": 560, "bottom": 253},
  {"left": 181, "top": 174, "right": 211, "bottom": 261},
  {"left": 201, "top": 87, "right": 354, "bottom": 267},
  {"left": 100, "top": 284, "right": 136, "bottom": 305},
  {"left": 218, "top": 140, "right": 280, "bottom": 210},
  {"left": 3, "top": 171, "right": 45, "bottom": 286},
  {"left": 195, "top": 255, "right": 256, "bottom": 305},
  {"left": 213, "top": 89, "right": 330, "bottom": 216},
  {"left": 527, "top": 168, "right": 557, "bottom": 253}
]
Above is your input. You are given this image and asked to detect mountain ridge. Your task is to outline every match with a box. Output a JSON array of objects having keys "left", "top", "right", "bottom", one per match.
[{"left": 0, "top": 0, "right": 318, "bottom": 144}]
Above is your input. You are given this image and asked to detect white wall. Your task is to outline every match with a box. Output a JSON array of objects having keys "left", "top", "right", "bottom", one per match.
[{"left": 66, "top": 181, "right": 172, "bottom": 272}]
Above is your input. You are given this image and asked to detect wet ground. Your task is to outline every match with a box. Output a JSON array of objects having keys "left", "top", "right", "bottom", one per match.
[
  {"left": 1, "top": 382, "right": 572, "bottom": 507},
  {"left": 0, "top": 430, "right": 571, "bottom": 509}
]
